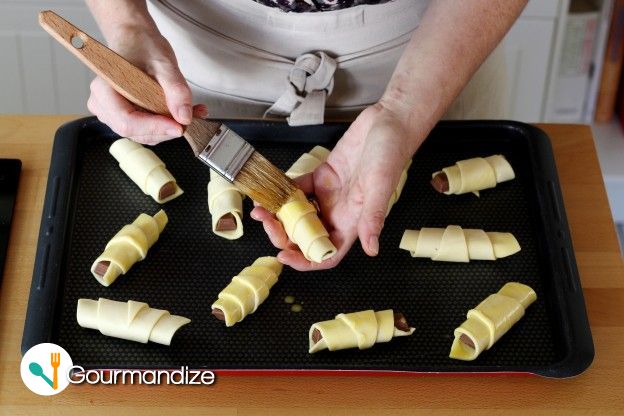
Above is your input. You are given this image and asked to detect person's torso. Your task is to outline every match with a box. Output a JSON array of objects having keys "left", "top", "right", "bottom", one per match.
[{"left": 147, "top": 0, "right": 429, "bottom": 121}]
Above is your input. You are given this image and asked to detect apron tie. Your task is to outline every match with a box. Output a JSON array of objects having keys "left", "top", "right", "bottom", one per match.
[{"left": 264, "top": 51, "right": 337, "bottom": 126}]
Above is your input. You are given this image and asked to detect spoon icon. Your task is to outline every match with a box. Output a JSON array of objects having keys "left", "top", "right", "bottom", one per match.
[{"left": 29, "top": 362, "right": 54, "bottom": 388}]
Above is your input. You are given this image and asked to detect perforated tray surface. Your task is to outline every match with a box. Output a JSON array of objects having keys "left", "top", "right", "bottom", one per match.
[{"left": 23, "top": 118, "right": 593, "bottom": 377}]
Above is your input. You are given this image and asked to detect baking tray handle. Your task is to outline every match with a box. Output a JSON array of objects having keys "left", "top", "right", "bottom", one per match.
[
  {"left": 526, "top": 124, "right": 595, "bottom": 377},
  {"left": 21, "top": 119, "right": 86, "bottom": 354}
]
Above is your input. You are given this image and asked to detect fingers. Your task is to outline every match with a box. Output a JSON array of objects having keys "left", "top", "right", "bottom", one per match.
[
  {"left": 193, "top": 104, "right": 209, "bottom": 119},
  {"left": 88, "top": 77, "right": 183, "bottom": 145},
  {"left": 249, "top": 169, "right": 348, "bottom": 271},
  {"left": 292, "top": 173, "right": 315, "bottom": 195},
  {"left": 249, "top": 206, "right": 295, "bottom": 250},
  {"left": 152, "top": 62, "right": 194, "bottom": 125},
  {"left": 277, "top": 229, "right": 354, "bottom": 271},
  {"left": 277, "top": 250, "right": 341, "bottom": 271},
  {"left": 249, "top": 205, "right": 351, "bottom": 271},
  {"left": 89, "top": 77, "right": 210, "bottom": 145},
  {"left": 249, "top": 206, "right": 272, "bottom": 222}
]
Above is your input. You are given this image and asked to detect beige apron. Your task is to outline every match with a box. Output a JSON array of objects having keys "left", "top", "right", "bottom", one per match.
[{"left": 147, "top": 0, "right": 507, "bottom": 124}]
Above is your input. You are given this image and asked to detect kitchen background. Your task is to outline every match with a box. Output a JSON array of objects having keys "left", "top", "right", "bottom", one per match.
[{"left": 1, "top": 0, "right": 623, "bottom": 252}]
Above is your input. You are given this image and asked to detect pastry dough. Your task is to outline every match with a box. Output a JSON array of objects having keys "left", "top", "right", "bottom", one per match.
[
  {"left": 91, "top": 210, "right": 168, "bottom": 286},
  {"left": 432, "top": 155, "right": 515, "bottom": 196},
  {"left": 211, "top": 257, "right": 283, "bottom": 327},
  {"left": 386, "top": 159, "right": 412, "bottom": 215},
  {"left": 399, "top": 225, "right": 520, "bottom": 262},
  {"left": 449, "top": 282, "right": 537, "bottom": 361},
  {"left": 110, "top": 138, "right": 183, "bottom": 203},
  {"left": 207, "top": 169, "right": 244, "bottom": 239},
  {"left": 309, "top": 309, "right": 415, "bottom": 353},
  {"left": 77, "top": 298, "right": 190, "bottom": 345},
  {"left": 276, "top": 189, "right": 337, "bottom": 263},
  {"left": 285, "top": 146, "right": 330, "bottom": 179}
]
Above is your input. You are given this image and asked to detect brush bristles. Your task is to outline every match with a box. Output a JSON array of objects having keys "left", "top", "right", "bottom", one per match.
[
  {"left": 234, "top": 152, "right": 298, "bottom": 213},
  {"left": 185, "top": 119, "right": 297, "bottom": 212},
  {"left": 184, "top": 118, "right": 222, "bottom": 156}
]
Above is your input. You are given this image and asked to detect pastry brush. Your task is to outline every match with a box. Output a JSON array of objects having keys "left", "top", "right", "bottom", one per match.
[{"left": 39, "top": 10, "right": 297, "bottom": 213}]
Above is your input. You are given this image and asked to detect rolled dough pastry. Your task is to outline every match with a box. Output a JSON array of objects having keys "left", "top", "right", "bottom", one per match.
[
  {"left": 386, "top": 159, "right": 412, "bottom": 215},
  {"left": 285, "top": 146, "right": 330, "bottom": 179},
  {"left": 432, "top": 155, "right": 515, "bottom": 196},
  {"left": 309, "top": 309, "right": 415, "bottom": 353},
  {"left": 90, "top": 210, "right": 168, "bottom": 286},
  {"left": 110, "top": 138, "right": 183, "bottom": 203},
  {"left": 211, "top": 256, "right": 283, "bottom": 327},
  {"left": 276, "top": 189, "right": 337, "bottom": 263},
  {"left": 399, "top": 225, "right": 520, "bottom": 262},
  {"left": 207, "top": 169, "right": 244, "bottom": 239},
  {"left": 77, "top": 298, "right": 190, "bottom": 345},
  {"left": 449, "top": 282, "right": 537, "bottom": 361}
]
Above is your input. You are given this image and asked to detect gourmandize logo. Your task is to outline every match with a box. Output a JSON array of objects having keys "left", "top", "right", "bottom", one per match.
[
  {"left": 28, "top": 352, "right": 61, "bottom": 390},
  {"left": 21, "top": 343, "right": 216, "bottom": 394},
  {"left": 20, "top": 343, "right": 73, "bottom": 396}
]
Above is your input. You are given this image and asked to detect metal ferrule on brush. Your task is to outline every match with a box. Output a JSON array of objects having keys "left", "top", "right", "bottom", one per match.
[{"left": 197, "top": 126, "right": 255, "bottom": 182}]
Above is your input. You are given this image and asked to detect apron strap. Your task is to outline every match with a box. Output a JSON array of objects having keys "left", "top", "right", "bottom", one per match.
[{"left": 264, "top": 51, "right": 337, "bottom": 126}]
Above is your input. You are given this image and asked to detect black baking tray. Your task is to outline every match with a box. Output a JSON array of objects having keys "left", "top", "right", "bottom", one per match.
[{"left": 22, "top": 117, "right": 593, "bottom": 377}]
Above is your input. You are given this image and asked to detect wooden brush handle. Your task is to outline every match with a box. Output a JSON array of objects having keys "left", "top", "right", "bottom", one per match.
[
  {"left": 39, "top": 10, "right": 170, "bottom": 116},
  {"left": 39, "top": 10, "right": 223, "bottom": 145}
]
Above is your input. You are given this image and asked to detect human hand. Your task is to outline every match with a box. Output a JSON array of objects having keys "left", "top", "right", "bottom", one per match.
[
  {"left": 87, "top": 26, "right": 207, "bottom": 145},
  {"left": 250, "top": 102, "right": 423, "bottom": 271}
]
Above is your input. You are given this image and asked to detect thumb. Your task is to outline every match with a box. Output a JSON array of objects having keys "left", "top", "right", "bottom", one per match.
[
  {"left": 153, "top": 64, "right": 193, "bottom": 126},
  {"left": 357, "top": 171, "right": 396, "bottom": 257},
  {"left": 356, "top": 122, "right": 406, "bottom": 257}
]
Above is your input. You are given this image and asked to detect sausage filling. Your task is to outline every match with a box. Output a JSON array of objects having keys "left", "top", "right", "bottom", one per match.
[
  {"left": 158, "top": 181, "right": 176, "bottom": 200},
  {"left": 430, "top": 172, "right": 450, "bottom": 193},
  {"left": 212, "top": 308, "right": 225, "bottom": 321},
  {"left": 215, "top": 213, "right": 237, "bottom": 231},
  {"left": 94, "top": 260, "right": 110, "bottom": 277},
  {"left": 459, "top": 334, "right": 476, "bottom": 349}
]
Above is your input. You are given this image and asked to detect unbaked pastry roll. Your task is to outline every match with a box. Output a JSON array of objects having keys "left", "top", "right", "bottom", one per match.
[
  {"left": 110, "top": 138, "right": 183, "bottom": 203},
  {"left": 450, "top": 282, "right": 537, "bottom": 361},
  {"left": 207, "top": 169, "right": 244, "bottom": 239},
  {"left": 399, "top": 225, "right": 520, "bottom": 262},
  {"left": 285, "top": 146, "right": 330, "bottom": 179},
  {"left": 386, "top": 159, "right": 412, "bottom": 215},
  {"left": 91, "top": 210, "right": 168, "bottom": 286},
  {"left": 431, "top": 155, "right": 514, "bottom": 196},
  {"left": 77, "top": 298, "right": 190, "bottom": 345},
  {"left": 276, "top": 189, "right": 337, "bottom": 263},
  {"left": 211, "top": 257, "right": 283, "bottom": 327},
  {"left": 309, "top": 309, "right": 414, "bottom": 353}
]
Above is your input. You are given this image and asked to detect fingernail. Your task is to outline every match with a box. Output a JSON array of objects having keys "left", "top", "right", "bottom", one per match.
[
  {"left": 178, "top": 105, "right": 192, "bottom": 124},
  {"left": 166, "top": 127, "right": 182, "bottom": 137},
  {"left": 369, "top": 235, "right": 379, "bottom": 256},
  {"left": 250, "top": 210, "right": 259, "bottom": 220}
]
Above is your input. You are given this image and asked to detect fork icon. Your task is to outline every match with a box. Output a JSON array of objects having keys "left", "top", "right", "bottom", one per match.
[{"left": 50, "top": 352, "right": 61, "bottom": 390}]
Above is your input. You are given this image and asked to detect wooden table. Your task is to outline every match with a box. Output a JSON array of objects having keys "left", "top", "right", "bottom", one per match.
[{"left": 1, "top": 115, "right": 623, "bottom": 415}]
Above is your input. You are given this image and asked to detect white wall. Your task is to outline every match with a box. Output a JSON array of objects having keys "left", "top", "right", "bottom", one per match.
[
  {"left": 0, "top": 0, "right": 565, "bottom": 120},
  {"left": 0, "top": 0, "right": 100, "bottom": 114}
]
